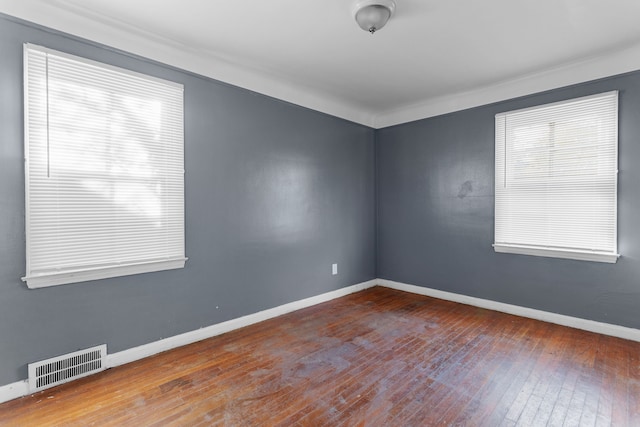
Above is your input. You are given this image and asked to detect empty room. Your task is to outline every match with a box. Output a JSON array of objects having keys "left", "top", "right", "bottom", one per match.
[{"left": 0, "top": 0, "right": 639, "bottom": 425}]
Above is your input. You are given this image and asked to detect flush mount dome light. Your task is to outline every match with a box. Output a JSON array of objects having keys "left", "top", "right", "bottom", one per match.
[{"left": 353, "top": 0, "right": 396, "bottom": 34}]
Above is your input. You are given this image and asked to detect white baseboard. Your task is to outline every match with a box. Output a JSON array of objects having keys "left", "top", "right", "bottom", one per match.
[
  {"left": 0, "top": 279, "right": 376, "bottom": 405},
  {"left": 0, "top": 380, "right": 28, "bottom": 405},
  {"left": 106, "top": 279, "right": 377, "bottom": 368},
  {"left": 378, "top": 279, "right": 640, "bottom": 343},
  {"left": 3, "top": 277, "right": 638, "bottom": 405}
]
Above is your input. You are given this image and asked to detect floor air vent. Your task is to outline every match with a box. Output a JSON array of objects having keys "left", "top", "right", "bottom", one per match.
[{"left": 28, "top": 345, "right": 107, "bottom": 392}]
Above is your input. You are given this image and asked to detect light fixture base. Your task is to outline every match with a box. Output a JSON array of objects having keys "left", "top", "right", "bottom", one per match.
[{"left": 353, "top": 0, "right": 396, "bottom": 34}]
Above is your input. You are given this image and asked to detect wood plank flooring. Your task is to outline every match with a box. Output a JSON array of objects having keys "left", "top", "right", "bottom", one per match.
[{"left": 0, "top": 286, "right": 638, "bottom": 426}]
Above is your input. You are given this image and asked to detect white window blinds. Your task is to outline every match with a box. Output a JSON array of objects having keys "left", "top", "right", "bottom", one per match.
[
  {"left": 494, "top": 91, "right": 619, "bottom": 263},
  {"left": 23, "top": 44, "right": 186, "bottom": 288}
]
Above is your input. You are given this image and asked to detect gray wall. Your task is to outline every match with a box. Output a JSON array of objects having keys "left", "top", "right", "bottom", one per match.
[
  {"left": 3, "top": 11, "right": 640, "bottom": 392},
  {"left": 0, "top": 15, "right": 376, "bottom": 386},
  {"left": 377, "top": 72, "right": 640, "bottom": 329}
]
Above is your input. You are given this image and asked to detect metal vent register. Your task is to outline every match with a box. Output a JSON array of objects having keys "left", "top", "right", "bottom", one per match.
[{"left": 28, "top": 345, "right": 107, "bottom": 392}]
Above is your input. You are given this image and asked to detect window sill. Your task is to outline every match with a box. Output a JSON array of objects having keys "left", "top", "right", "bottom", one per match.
[
  {"left": 22, "top": 258, "right": 187, "bottom": 288},
  {"left": 493, "top": 244, "right": 619, "bottom": 264}
]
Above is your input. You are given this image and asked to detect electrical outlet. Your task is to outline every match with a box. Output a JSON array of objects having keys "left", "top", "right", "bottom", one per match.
[{"left": 332, "top": 263, "right": 338, "bottom": 275}]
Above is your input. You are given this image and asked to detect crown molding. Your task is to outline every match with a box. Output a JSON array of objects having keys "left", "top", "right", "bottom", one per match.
[
  {"left": 0, "top": 1, "right": 376, "bottom": 127},
  {"left": 2, "top": 1, "right": 640, "bottom": 129},
  {"left": 374, "top": 41, "right": 640, "bottom": 128}
]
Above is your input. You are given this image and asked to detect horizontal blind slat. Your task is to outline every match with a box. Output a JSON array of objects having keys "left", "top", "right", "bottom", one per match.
[
  {"left": 24, "top": 44, "right": 185, "bottom": 285},
  {"left": 494, "top": 91, "right": 618, "bottom": 259}
]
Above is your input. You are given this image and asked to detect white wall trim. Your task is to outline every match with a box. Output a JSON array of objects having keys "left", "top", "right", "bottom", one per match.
[
  {"left": 3, "top": 277, "right": 640, "bottom": 404},
  {"left": 106, "top": 279, "right": 377, "bottom": 368},
  {"left": 0, "top": 2, "right": 375, "bottom": 127},
  {"left": 0, "top": 380, "right": 28, "bottom": 405},
  {"left": 378, "top": 279, "right": 640, "bottom": 343},
  {"left": 0, "top": 280, "right": 376, "bottom": 404},
  {"left": 3, "top": 4, "right": 640, "bottom": 128},
  {"left": 374, "top": 41, "right": 640, "bottom": 128}
]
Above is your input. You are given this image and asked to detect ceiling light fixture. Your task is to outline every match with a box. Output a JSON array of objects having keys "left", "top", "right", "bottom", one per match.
[{"left": 353, "top": 0, "right": 396, "bottom": 34}]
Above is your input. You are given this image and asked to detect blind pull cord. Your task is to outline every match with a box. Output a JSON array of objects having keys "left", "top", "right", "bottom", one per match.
[
  {"left": 503, "top": 117, "right": 507, "bottom": 188},
  {"left": 45, "top": 53, "right": 50, "bottom": 178}
]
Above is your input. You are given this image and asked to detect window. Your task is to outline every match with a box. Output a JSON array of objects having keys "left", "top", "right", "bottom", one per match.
[
  {"left": 23, "top": 44, "right": 186, "bottom": 288},
  {"left": 494, "top": 91, "right": 619, "bottom": 263}
]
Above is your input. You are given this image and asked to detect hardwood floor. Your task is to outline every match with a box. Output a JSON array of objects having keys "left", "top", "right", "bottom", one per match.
[{"left": 0, "top": 286, "right": 638, "bottom": 426}]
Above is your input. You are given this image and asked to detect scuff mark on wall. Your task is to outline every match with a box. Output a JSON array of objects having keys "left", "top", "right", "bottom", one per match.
[{"left": 457, "top": 180, "right": 473, "bottom": 199}]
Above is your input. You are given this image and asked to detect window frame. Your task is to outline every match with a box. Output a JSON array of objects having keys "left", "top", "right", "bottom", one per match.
[
  {"left": 493, "top": 91, "right": 619, "bottom": 264},
  {"left": 22, "top": 44, "right": 187, "bottom": 288}
]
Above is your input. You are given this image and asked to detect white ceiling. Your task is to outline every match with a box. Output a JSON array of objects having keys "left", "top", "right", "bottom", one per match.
[{"left": 3, "top": 0, "right": 640, "bottom": 128}]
